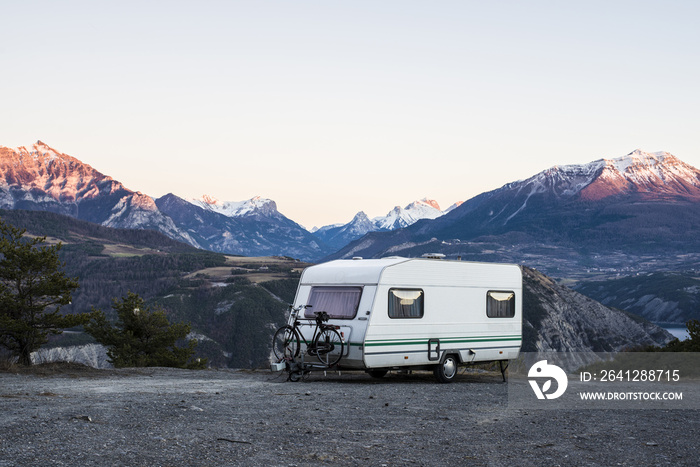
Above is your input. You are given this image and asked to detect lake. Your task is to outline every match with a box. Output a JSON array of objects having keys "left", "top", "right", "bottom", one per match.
[{"left": 657, "top": 324, "right": 689, "bottom": 341}]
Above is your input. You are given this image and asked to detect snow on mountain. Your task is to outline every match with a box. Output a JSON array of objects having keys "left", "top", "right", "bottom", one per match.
[
  {"left": 515, "top": 149, "right": 700, "bottom": 204},
  {"left": 313, "top": 198, "right": 461, "bottom": 251},
  {"left": 373, "top": 198, "right": 445, "bottom": 230},
  {"left": 0, "top": 141, "right": 113, "bottom": 203},
  {"left": 156, "top": 193, "right": 326, "bottom": 260},
  {"left": 0, "top": 142, "right": 194, "bottom": 248},
  {"left": 342, "top": 211, "right": 377, "bottom": 237},
  {"left": 11, "top": 140, "right": 696, "bottom": 267},
  {"left": 581, "top": 149, "right": 700, "bottom": 201},
  {"left": 314, "top": 198, "right": 454, "bottom": 236},
  {"left": 327, "top": 148, "right": 700, "bottom": 268},
  {"left": 189, "top": 194, "right": 278, "bottom": 218},
  {"left": 0, "top": 141, "right": 329, "bottom": 259}
]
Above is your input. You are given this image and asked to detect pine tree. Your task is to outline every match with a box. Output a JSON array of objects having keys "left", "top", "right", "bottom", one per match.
[
  {"left": 681, "top": 319, "right": 700, "bottom": 351},
  {"left": 85, "top": 292, "right": 206, "bottom": 368},
  {"left": 0, "top": 219, "right": 83, "bottom": 366},
  {"left": 654, "top": 318, "right": 700, "bottom": 352}
]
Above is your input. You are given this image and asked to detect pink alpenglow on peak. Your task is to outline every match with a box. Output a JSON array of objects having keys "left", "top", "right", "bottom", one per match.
[
  {"left": 417, "top": 198, "right": 442, "bottom": 211},
  {"left": 189, "top": 195, "right": 277, "bottom": 218},
  {"left": 0, "top": 141, "right": 194, "bottom": 245},
  {"left": 580, "top": 149, "right": 700, "bottom": 202},
  {"left": 200, "top": 194, "right": 220, "bottom": 206},
  {"left": 0, "top": 141, "right": 114, "bottom": 202},
  {"left": 509, "top": 149, "right": 700, "bottom": 204}
]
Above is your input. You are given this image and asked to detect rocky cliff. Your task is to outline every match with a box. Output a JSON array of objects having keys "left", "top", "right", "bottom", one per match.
[{"left": 522, "top": 266, "right": 673, "bottom": 353}]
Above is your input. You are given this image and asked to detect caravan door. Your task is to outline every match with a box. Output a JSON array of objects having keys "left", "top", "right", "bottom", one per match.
[{"left": 301, "top": 285, "right": 374, "bottom": 369}]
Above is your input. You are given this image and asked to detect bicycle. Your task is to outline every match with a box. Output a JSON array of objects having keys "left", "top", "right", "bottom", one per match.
[{"left": 272, "top": 305, "right": 345, "bottom": 368}]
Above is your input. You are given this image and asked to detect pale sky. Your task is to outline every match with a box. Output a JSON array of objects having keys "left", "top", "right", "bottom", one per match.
[{"left": 2, "top": 1, "right": 699, "bottom": 229}]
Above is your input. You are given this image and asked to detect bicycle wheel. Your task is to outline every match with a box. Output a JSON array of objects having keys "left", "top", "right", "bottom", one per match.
[
  {"left": 313, "top": 328, "right": 344, "bottom": 367},
  {"left": 272, "top": 325, "right": 300, "bottom": 361}
]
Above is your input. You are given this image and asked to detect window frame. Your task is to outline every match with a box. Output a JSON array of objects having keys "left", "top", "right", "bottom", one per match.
[
  {"left": 486, "top": 290, "right": 516, "bottom": 319},
  {"left": 304, "top": 286, "right": 363, "bottom": 320},
  {"left": 388, "top": 288, "right": 425, "bottom": 319}
]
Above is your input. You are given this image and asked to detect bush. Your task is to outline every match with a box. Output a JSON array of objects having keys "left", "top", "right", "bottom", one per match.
[{"left": 85, "top": 292, "right": 207, "bottom": 369}]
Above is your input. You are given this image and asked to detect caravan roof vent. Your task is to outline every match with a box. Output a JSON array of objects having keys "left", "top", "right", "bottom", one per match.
[
  {"left": 352, "top": 257, "right": 363, "bottom": 260},
  {"left": 422, "top": 253, "right": 446, "bottom": 260}
]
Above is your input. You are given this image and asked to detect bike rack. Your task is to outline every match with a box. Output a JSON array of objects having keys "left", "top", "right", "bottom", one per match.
[
  {"left": 282, "top": 345, "right": 344, "bottom": 382},
  {"left": 272, "top": 306, "right": 345, "bottom": 382}
]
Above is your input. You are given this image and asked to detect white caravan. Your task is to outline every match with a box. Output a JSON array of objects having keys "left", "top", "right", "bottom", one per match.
[{"left": 287, "top": 256, "right": 522, "bottom": 383}]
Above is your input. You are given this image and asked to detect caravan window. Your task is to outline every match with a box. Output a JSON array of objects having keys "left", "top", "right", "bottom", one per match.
[
  {"left": 305, "top": 286, "right": 362, "bottom": 319},
  {"left": 486, "top": 291, "right": 515, "bottom": 318},
  {"left": 388, "top": 289, "right": 424, "bottom": 319}
]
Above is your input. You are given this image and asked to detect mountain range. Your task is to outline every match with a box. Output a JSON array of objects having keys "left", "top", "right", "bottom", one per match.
[
  {"left": 0, "top": 141, "right": 691, "bottom": 360},
  {"left": 0, "top": 142, "right": 194, "bottom": 245},
  {"left": 2, "top": 206, "right": 670, "bottom": 368},
  {"left": 311, "top": 198, "right": 462, "bottom": 251},
  {"left": 1, "top": 142, "right": 699, "bottom": 286},
  {"left": 14, "top": 209, "right": 671, "bottom": 367},
  {"left": 0, "top": 142, "right": 460, "bottom": 260},
  {"left": 0, "top": 142, "right": 329, "bottom": 260},
  {"left": 328, "top": 150, "right": 700, "bottom": 273}
]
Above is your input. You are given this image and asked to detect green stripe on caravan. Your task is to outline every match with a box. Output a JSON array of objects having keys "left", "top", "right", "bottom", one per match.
[{"left": 364, "top": 335, "right": 522, "bottom": 347}]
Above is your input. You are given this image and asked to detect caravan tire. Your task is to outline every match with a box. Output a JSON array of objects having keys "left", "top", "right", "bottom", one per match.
[
  {"left": 434, "top": 355, "right": 458, "bottom": 383},
  {"left": 368, "top": 370, "right": 388, "bottom": 379}
]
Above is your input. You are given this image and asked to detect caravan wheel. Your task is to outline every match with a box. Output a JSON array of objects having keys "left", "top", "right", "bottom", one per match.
[{"left": 434, "top": 355, "right": 458, "bottom": 383}]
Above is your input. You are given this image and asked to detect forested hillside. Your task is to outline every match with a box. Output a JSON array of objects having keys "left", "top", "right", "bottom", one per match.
[
  {"left": 574, "top": 272, "right": 700, "bottom": 324},
  {"left": 2, "top": 210, "right": 671, "bottom": 369},
  {"left": 1, "top": 210, "right": 303, "bottom": 367}
]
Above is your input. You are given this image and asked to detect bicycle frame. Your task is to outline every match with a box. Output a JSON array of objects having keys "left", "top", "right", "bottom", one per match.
[
  {"left": 272, "top": 305, "right": 345, "bottom": 378},
  {"left": 292, "top": 310, "right": 338, "bottom": 355}
]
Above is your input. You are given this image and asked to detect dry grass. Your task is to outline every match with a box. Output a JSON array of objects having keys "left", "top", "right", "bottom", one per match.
[
  {"left": 242, "top": 273, "right": 291, "bottom": 284},
  {"left": 184, "top": 255, "right": 309, "bottom": 284},
  {"left": 184, "top": 267, "right": 233, "bottom": 280},
  {"left": 224, "top": 255, "right": 306, "bottom": 266},
  {"left": 23, "top": 234, "right": 63, "bottom": 245},
  {"left": 102, "top": 244, "right": 159, "bottom": 257}
]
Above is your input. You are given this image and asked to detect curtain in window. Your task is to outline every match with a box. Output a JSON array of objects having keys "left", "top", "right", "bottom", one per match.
[
  {"left": 305, "top": 287, "right": 362, "bottom": 319},
  {"left": 388, "top": 289, "right": 424, "bottom": 318},
  {"left": 487, "top": 291, "right": 515, "bottom": 318}
]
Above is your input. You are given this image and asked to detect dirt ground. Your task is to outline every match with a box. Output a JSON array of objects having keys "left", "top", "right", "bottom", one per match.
[{"left": 0, "top": 365, "right": 697, "bottom": 466}]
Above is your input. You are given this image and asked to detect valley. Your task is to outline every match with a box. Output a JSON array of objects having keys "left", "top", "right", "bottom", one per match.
[
  {"left": 0, "top": 143, "right": 697, "bottom": 367},
  {"left": 7, "top": 209, "right": 673, "bottom": 370}
]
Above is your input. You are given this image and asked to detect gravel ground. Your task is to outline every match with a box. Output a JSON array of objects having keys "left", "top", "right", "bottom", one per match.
[{"left": 0, "top": 365, "right": 697, "bottom": 466}]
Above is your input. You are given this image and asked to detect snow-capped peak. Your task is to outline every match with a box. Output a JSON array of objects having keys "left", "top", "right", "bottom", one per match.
[
  {"left": 511, "top": 149, "right": 700, "bottom": 203},
  {"left": 7, "top": 141, "right": 86, "bottom": 168},
  {"left": 189, "top": 195, "right": 277, "bottom": 217},
  {"left": 605, "top": 149, "right": 672, "bottom": 174},
  {"left": 0, "top": 141, "right": 117, "bottom": 201},
  {"left": 200, "top": 194, "right": 220, "bottom": 206},
  {"left": 580, "top": 149, "right": 700, "bottom": 200},
  {"left": 413, "top": 198, "right": 441, "bottom": 211},
  {"left": 311, "top": 197, "right": 462, "bottom": 249},
  {"left": 405, "top": 198, "right": 442, "bottom": 216},
  {"left": 372, "top": 198, "right": 450, "bottom": 230}
]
